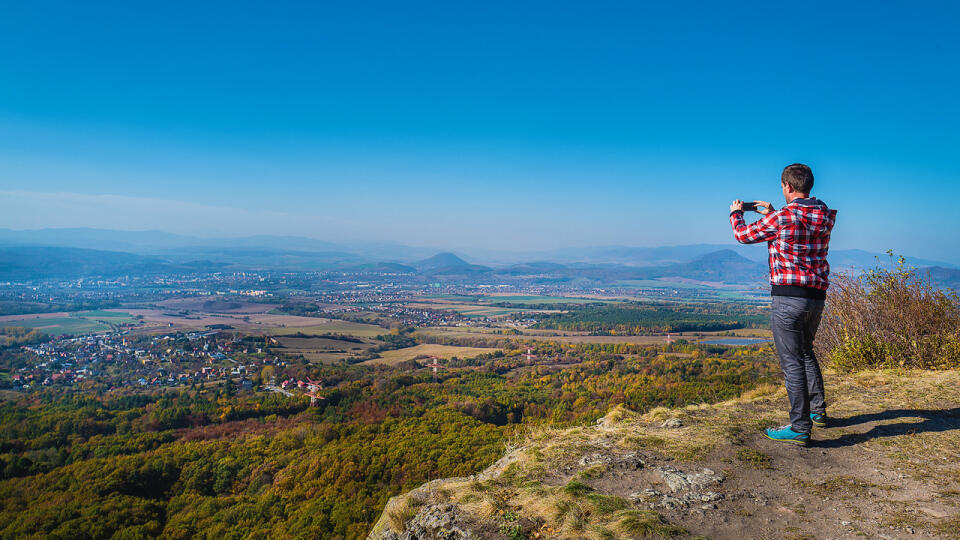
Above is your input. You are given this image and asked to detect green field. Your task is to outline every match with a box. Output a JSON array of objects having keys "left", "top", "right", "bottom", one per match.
[
  {"left": 79, "top": 310, "right": 138, "bottom": 319},
  {"left": 4, "top": 311, "right": 138, "bottom": 335}
]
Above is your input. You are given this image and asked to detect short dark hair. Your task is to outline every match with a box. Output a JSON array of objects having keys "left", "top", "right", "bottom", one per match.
[{"left": 781, "top": 163, "right": 814, "bottom": 194}]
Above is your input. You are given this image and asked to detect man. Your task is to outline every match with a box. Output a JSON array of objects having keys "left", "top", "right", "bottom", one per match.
[{"left": 730, "top": 163, "right": 837, "bottom": 446}]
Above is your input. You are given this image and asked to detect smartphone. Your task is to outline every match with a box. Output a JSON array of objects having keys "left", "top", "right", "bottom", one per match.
[{"left": 741, "top": 202, "right": 758, "bottom": 212}]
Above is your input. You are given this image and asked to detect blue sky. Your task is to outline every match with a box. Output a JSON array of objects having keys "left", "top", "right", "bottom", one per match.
[{"left": 1, "top": 1, "right": 959, "bottom": 261}]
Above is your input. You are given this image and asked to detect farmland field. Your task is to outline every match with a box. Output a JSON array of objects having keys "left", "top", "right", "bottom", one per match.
[
  {"left": 360, "top": 344, "right": 499, "bottom": 366},
  {"left": 0, "top": 310, "right": 138, "bottom": 335},
  {"left": 0, "top": 312, "right": 71, "bottom": 323},
  {"left": 273, "top": 335, "right": 377, "bottom": 364}
]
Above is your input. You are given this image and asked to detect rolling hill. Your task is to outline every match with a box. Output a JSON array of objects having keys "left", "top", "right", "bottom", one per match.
[
  {"left": 0, "top": 246, "right": 175, "bottom": 280},
  {"left": 414, "top": 253, "right": 492, "bottom": 275}
]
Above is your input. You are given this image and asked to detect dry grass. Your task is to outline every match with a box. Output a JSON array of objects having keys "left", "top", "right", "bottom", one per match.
[
  {"left": 359, "top": 344, "right": 500, "bottom": 366},
  {"left": 388, "top": 496, "right": 425, "bottom": 530}
]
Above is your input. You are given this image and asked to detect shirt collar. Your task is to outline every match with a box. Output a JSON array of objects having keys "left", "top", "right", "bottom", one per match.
[{"left": 790, "top": 196, "right": 818, "bottom": 205}]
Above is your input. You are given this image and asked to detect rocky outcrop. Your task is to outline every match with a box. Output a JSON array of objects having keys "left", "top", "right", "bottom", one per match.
[
  {"left": 368, "top": 370, "right": 960, "bottom": 539},
  {"left": 373, "top": 503, "right": 473, "bottom": 540}
]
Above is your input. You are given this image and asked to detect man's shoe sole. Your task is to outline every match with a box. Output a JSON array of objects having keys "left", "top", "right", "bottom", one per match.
[
  {"left": 764, "top": 432, "right": 810, "bottom": 446},
  {"left": 811, "top": 419, "right": 827, "bottom": 427}
]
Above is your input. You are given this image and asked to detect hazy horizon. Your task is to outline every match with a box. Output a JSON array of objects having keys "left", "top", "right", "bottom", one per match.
[{"left": 3, "top": 224, "right": 959, "bottom": 269}]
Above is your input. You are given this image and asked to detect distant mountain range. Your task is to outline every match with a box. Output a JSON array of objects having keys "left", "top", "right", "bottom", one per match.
[
  {"left": 0, "top": 227, "right": 957, "bottom": 288},
  {"left": 1, "top": 227, "right": 955, "bottom": 269}
]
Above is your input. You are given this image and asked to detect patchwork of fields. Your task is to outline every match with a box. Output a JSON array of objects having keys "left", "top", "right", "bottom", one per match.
[{"left": 0, "top": 294, "right": 769, "bottom": 351}]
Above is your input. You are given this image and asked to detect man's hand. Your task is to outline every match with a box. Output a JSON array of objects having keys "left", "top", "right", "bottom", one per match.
[
  {"left": 730, "top": 199, "right": 743, "bottom": 213},
  {"left": 755, "top": 201, "right": 775, "bottom": 215}
]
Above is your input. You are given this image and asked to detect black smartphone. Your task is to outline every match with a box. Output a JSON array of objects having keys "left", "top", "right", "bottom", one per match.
[{"left": 741, "top": 202, "right": 758, "bottom": 212}]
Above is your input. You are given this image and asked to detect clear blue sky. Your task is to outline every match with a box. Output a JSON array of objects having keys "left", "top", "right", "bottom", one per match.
[{"left": 1, "top": 1, "right": 959, "bottom": 261}]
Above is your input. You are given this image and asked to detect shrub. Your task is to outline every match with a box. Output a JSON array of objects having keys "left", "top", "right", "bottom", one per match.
[{"left": 816, "top": 253, "right": 960, "bottom": 371}]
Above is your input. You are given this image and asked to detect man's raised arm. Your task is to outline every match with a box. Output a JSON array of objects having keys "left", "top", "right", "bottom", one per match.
[{"left": 729, "top": 200, "right": 779, "bottom": 244}]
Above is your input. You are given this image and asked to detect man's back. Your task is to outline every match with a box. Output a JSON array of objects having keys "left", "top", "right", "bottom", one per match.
[{"left": 730, "top": 197, "right": 837, "bottom": 292}]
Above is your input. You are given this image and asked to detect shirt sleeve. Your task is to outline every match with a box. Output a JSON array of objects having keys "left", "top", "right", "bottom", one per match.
[{"left": 730, "top": 209, "right": 780, "bottom": 244}]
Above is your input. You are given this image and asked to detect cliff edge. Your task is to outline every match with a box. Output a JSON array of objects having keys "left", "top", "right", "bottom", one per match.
[{"left": 368, "top": 369, "right": 960, "bottom": 539}]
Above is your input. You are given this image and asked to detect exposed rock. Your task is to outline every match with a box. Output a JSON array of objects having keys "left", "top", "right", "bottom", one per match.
[
  {"left": 578, "top": 451, "right": 645, "bottom": 470},
  {"left": 367, "top": 479, "right": 471, "bottom": 539},
  {"left": 374, "top": 503, "right": 476, "bottom": 540},
  {"left": 700, "top": 492, "right": 723, "bottom": 502},
  {"left": 631, "top": 488, "right": 661, "bottom": 499},
  {"left": 747, "top": 491, "right": 769, "bottom": 506},
  {"left": 659, "top": 495, "right": 686, "bottom": 509},
  {"left": 648, "top": 466, "right": 725, "bottom": 510},
  {"left": 656, "top": 466, "right": 724, "bottom": 492},
  {"left": 919, "top": 506, "right": 948, "bottom": 518},
  {"left": 661, "top": 418, "right": 683, "bottom": 428}
]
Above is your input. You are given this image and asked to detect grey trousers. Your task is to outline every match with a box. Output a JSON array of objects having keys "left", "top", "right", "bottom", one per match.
[{"left": 771, "top": 295, "right": 826, "bottom": 434}]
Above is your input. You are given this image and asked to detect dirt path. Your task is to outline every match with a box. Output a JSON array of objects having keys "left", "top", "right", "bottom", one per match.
[{"left": 641, "top": 383, "right": 960, "bottom": 539}]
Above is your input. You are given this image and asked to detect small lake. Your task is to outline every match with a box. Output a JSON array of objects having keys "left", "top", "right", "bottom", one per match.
[{"left": 699, "top": 338, "right": 771, "bottom": 346}]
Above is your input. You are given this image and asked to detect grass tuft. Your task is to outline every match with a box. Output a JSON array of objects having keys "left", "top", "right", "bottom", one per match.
[
  {"left": 616, "top": 509, "right": 686, "bottom": 538},
  {"left": 585, "top": 493, "right": 630, "bottom": 515},
  {"left": 563, "top": 480, "right": 593, "bottom": 497},
  {"left": 736, "top": 447, "right": 773, "bottom": 469}
]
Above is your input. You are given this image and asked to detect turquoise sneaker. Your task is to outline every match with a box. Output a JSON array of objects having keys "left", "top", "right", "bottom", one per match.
[
  {"left": 764, "top": 425, "right": 810, "bottom": 446},
  {"left": 810, "top": 412, "right": 828, "bottom": 427}
]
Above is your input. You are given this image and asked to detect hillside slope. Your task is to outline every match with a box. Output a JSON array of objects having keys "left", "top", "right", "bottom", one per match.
[{"left": 368, "top": 369, "right": 960, "bottom": 539}]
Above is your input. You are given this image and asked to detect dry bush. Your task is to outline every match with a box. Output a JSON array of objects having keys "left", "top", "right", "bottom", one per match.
[{"left": 815, "top": 253, "right": 960, "bottom": 371}]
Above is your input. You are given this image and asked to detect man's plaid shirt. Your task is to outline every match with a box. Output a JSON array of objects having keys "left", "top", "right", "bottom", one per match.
[{"left": 730, "top": 197, "right": 837, "bottom": 290}]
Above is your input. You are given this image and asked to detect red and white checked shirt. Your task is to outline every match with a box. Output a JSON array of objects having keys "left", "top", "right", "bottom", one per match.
[{"left": 730, "top": 198, "right": 837, "bottom": 290}]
